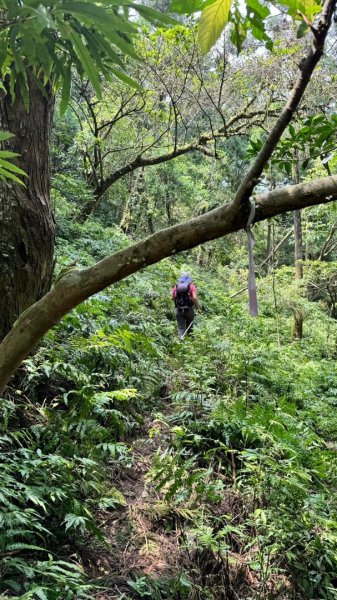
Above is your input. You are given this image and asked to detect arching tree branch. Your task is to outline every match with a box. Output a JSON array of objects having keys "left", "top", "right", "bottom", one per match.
[{"left": 1, "top": 175, "right": 337, "bottom": 392}]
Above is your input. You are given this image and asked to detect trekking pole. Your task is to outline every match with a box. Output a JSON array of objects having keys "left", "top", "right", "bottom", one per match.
[{"left": 181, "top": 318, "right": 195, "bottom": 340}]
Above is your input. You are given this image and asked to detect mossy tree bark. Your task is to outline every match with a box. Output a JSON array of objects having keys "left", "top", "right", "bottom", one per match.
[{"left": 0, "top": 75, "right": 55, "bottom": 340}]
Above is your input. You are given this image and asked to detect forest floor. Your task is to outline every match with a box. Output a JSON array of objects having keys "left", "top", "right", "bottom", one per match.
[
  {"left": 85, "top": 393, "right": 263, "bottom": 600},
  {"left": 88, "top": 400, "right": 187, "bottom": 599}
]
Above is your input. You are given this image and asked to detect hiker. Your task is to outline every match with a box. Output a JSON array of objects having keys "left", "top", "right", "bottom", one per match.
[{"left": 171, "top": 272, "right": 200, "bottom": 340}]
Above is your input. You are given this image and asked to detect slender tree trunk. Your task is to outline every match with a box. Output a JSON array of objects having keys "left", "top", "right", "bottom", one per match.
[
  {"left": 165, "top": 194, "right": 173, "bottom": 226},
  {"left": 0, "top": 75, "right": 55, "bottom": 340},
  {"left": 292, "top": 161, "right": 304, "bottom": 339},
  {"left": 266, "top": 221, "right": 272, "bottom": 268},
  {"left": 264, "top": 164, "right": 275, "bottom": 274},
  {"left": 294, "top": 209, "right": 303, "bottom": 279}
]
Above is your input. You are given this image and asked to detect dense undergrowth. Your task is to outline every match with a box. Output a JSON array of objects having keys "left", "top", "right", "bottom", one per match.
[{"left": 1, "top": 208, "right": 337, "bottom": 599}]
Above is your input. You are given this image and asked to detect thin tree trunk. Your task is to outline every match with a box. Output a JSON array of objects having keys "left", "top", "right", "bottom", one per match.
[
  {"left": 292, "top": 161, "right": 304, "bottom": 339},
  {"left": 294, "top": 209, "right": 303, "bottom": 279},
  {"left": 265, "top": 221, "right": 272, "bottom": 270},
  {"left": 0, "top": 75, "right": 55, "bottom": 340},
  {"left": 265, "top": 164, "right": 275, "bottom": 272}
]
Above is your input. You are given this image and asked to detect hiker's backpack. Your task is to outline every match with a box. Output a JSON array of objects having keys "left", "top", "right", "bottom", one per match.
[{"left": 174, "top": 282, "right": 193, "bottom": 308}]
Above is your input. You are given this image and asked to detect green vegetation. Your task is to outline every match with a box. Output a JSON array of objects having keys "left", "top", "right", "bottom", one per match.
[
  {"left": 1, "top": 0, "right": 337, "bottom": 598},
  {"left": 1, "top": 197, "right": 337, "bottom": 597}
]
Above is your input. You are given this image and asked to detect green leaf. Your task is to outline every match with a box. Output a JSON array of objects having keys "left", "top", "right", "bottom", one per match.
[
  {"left": 59, "top": 63, "right": 72, "bottom": 116},
  {"left": 63, "top": 24, "right": 102, "bottom": 99},
  {"left": 130, "top": 4, "right": 177, "bottom": 26},
  {"left": 246, "top": 0, "right": 270, "bottom": 19},
  {"left": 296, "top": 21, "right": 308, "bottom": 37},
  {"left": 288, "top": 124, "right": 296, "bottom": 138},
  {"left": 31, "top": 4, "right": 57, "bottom": 31},
  {"left": 109, "top": 30, "right": 140, "bottom": 60},
  {"left": 276, "top": 0, "right": 321, "bottom": 18},
  {"left": 171, "top": 0, "right": 204, "bottom": 12},
  {"left": 0, "top": 157, "right": 26, "bottom": 175},
  {"left": 81, "top": 26, "right": 127, "bottom": 71},
  {"left": 0, "top": 150, "right": 20, "bottom": 158},
  {"left": 34, "top": 589, "right": 48, "bottom": 600},
  {"left": 0, "top": 131, "right": 14, "bottom": 142},
  {"left": 110, "top": 66, "right": 141, "bottom": 89},
  {"left": 298, "top": 0, "right": 321, "bottom": 17},
  {"left": 0, "top": 166, "right": 26, "bottom": 185},
  {"left": 198, "top": 0, "right": 233, "bottom": 54},
  {"left": 60, "top": 2, "right": 136, "bottom": 34},
  {"left": 250, "top": 22, "right": 267, "bottom": 41},
  {"left": 63, "top": 513, "right": 88, "bottom": 531},
  {"left": 0, "top": 32, "right": 10, "bottom": 73},
  {"left": 229, "top": 10, "right": 247, "bottom": 53}
]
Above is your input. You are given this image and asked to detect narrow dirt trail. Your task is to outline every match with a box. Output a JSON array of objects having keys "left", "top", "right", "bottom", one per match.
[{"left": 90, "top": 406, "right": 186, "bottom": 599}]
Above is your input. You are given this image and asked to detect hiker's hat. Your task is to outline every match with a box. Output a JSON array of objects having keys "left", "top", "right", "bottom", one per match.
[{"left": 178, "top": 272, "right": 192, "bottom": 284}]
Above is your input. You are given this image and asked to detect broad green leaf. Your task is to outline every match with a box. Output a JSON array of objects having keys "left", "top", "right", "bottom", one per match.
[
  {"left": 229, "top": 8, "right": 247, "bottom": 52},
  {"left": 298, "top": 0, "right": 321, "bottom": 17},
  {"left": 288, "top": 124, "right": 296, "bottom": 138},
  {"left": 250, "top": 22, "right": 267, "bottom": 41},
  {"left": 297, "top": 21, "right": 308, "bottom": 37},
  {"left": 198, "top": 0, "right": 233, "bottom": 54}
]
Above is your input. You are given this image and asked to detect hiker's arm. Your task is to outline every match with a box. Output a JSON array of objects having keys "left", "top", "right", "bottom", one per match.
[
  {"left": 194, "top": 296, "right": 201, "bottom": 310},
  {"left": 190, "top": 286, "right": 201, "bottom": 310}
]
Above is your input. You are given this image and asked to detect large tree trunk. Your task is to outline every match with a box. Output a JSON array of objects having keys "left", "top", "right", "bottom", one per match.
[{"left": 0, "top": 75, "right": 55, "bottom": 340}]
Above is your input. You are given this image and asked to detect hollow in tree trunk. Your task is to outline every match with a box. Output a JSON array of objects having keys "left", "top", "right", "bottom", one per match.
[{"left": 0, "top": 74, "right": 55, "bottom": 340}]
